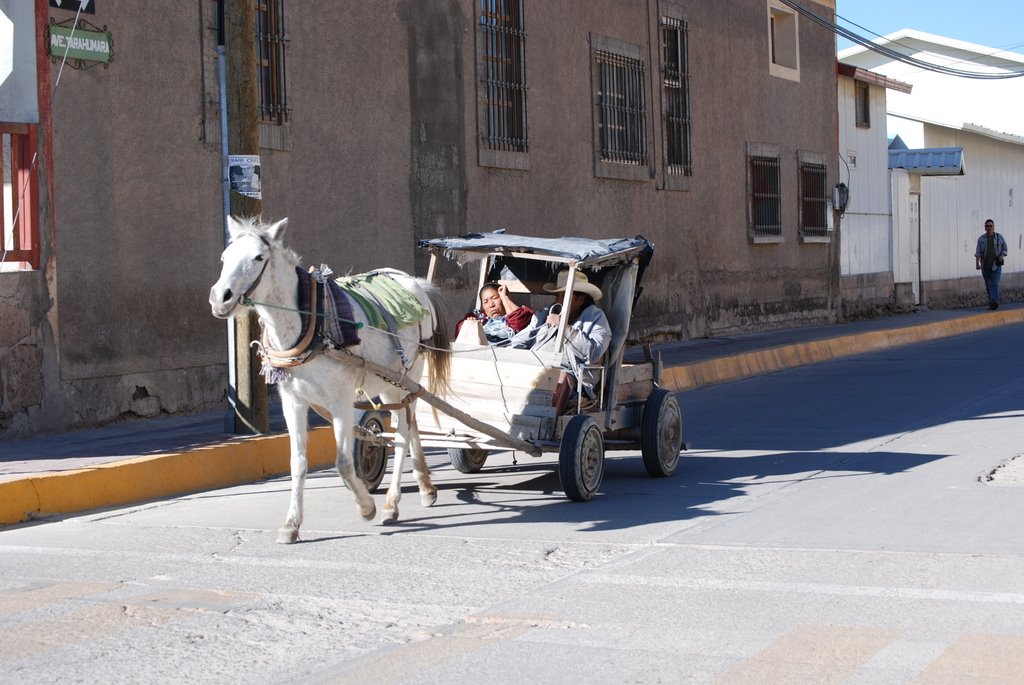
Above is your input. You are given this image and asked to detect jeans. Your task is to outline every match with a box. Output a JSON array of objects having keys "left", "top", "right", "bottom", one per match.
[{"left": 982, "top": 265, "right": 1002, "bottom": 304}]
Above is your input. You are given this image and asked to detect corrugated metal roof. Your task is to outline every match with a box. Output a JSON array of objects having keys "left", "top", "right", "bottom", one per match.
[{"left": 888, "top": 147, "right": 965, "bottom": 176}]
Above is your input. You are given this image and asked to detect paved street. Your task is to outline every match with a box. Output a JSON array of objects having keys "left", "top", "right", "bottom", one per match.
[{"left": 2, "top": 323, "right": 1024, "bottom": 683}]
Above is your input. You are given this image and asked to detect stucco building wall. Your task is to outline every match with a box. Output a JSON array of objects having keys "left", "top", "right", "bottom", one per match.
[{"left": 1, "top": 0, "right": 840, "bottom": 438}]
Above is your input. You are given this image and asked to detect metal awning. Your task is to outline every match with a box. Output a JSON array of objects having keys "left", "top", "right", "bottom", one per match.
[
  {"left": 888, "top": 147, "right": 966, "bottom": 176},
  {"left": 837, "top": 63, "right": 913, "bottom": 93}
]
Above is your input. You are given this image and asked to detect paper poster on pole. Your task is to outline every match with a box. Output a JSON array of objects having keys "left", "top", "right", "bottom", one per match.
[{"left": 229, "top": 154, "right": 261, "bottom": 199}]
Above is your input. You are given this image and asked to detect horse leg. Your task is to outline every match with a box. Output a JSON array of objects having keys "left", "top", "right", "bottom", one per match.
[
  {"left": 333, "top": 413, "right": 377, "bottom": 521},
  {"left": 405, "top": 405, "right": 436, "bottom": 507},
  {"left": 278, "top": 393, "right": 308, "bottom": 544},
  {"left": 381, "top": 407, "right": 409, "bottom": 524}
]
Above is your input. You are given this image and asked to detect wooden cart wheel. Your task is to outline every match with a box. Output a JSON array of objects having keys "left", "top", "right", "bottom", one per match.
[
  {"left": 558, "top": 415, "right": 605, "bottom": 501},
  {"left": 448, "top": 448, "right": 488, "bottom": 473},
  {"left": 641, "top": 388, "right": 682, "bottom": 478},
  {"left": 352, "top": 410, "right": 389, "bottom": 492}
]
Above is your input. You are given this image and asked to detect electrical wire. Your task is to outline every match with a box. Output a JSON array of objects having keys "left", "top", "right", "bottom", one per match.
[
  {"left": 839, "top": 13, "right": 1024, "bottom": 58},
  {"left": 779, "top": 0, "right": 1024, "bottom": 80},
  {"left": 840, "top": 16, "right": 1024, "bottom": 76}
]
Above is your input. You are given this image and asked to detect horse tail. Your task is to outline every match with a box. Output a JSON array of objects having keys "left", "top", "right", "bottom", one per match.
[{"left": 422, "top": 282, "right": 452, "bottom": 395}]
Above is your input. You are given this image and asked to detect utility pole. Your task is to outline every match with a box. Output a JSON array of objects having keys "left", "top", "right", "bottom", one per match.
[{"left": 221, "top": 0, "right": 268, "bottom": 434}]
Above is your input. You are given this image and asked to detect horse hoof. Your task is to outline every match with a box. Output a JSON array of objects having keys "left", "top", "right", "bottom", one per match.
[
  {"left": 276, "top": 527, "right": 299, "bottom": 544},
  {"left": 381, "top": 507, "right": 399, "bottom": 525},
  {"left": 420, "top": 490, "right": 437, "bottom": 507},
  {"left": 360, "top": 503, "right": 376, "bottom": 521}
]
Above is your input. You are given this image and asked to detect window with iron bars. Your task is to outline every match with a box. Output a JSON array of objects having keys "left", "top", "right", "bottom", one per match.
[
  {"left": 256, "top": 0, "right": 288, "bottom": 125},
  {"left": 749, "top": 154, "right": 782, "bottom": 239},
  {"left": 1, "top": 125, "right": 40, "bottom": 271},
  {"left": 595, "top": 50, "right": 647, "bottom": 167},
  {"left": 799, "top": 162, "right": 829, "bottom": 237},
  {"left": 479, "top": 0, "right": 528, "bottom": 154},
  {"left": 661, "top": 16, "right": 691, "bottom": 178}
]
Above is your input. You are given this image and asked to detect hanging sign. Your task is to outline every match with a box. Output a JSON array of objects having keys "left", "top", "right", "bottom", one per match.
[
  {"left": 48, "top": 24, "right": 112, "bottom": 63},
  {"left": 229, "top": 155, "right": 262, "bottom": 199}
]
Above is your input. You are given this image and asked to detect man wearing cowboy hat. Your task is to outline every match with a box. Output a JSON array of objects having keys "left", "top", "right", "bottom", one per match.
[{"left": 511, "top": 270, "right": 611, "bottom": 414}]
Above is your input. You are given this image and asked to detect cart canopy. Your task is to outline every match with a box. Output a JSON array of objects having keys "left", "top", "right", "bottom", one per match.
[
  {"left": 420, "top": 231, "right": 656, "bottom": 413},
  {"left": 418, "top": 231, "right": 653, "bottom": 271}
]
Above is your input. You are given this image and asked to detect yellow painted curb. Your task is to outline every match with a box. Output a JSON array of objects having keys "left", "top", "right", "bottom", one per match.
[
  {"left": 0, "top": 426, "right": 336, "bottom": 526},
  {"left": 662, "top": 308, "right": 1024, "bottom": 392}
]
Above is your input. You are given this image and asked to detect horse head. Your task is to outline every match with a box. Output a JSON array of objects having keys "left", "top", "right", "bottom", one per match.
[{"left": 209, "top": 216, "right": 291, "bottom": 319}]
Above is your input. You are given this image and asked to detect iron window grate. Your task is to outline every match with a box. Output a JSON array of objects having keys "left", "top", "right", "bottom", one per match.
[
  {"left": 661, "top": 17, "right": 691, "bottom": 176},
  {"left": 480, "top": 0, "right": 528, "bottom": 152},
  {"left": 596, "top": 50, "right": 647, "bottom": 166},
  {"left": 750, "top": 155, "right": 782, "bottom": 236},
  {"left": 800, "top": 162, "right": 829, "bottom": 236},
  {"left": 256, "top": 0, "right": 289, "bottom": 125}
]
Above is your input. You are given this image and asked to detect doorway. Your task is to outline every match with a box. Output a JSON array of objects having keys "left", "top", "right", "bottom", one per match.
[{"left": 909, "top": 192, "right": 921, "bottom": 305}]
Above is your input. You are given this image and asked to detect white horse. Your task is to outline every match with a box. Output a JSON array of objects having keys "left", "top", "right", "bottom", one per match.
[{"left": 209, "top": 216, "right": 451, "bottom": 543}]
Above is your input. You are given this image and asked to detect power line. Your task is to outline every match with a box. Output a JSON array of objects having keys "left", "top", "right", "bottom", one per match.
[
  {"left": 779, "top": 0, "right": 1024, "bottom": 80},
  {"left": 837, "top": 13, "right": 1024, "bottom": 70}
]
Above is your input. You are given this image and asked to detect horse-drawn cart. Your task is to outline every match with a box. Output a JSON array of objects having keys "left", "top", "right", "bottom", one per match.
[
  {"left": 213, "top": 218, "right": 684, "bottom": 541},
  {"left": 356, "top": 232, "right": 684, "bottom": 501}
]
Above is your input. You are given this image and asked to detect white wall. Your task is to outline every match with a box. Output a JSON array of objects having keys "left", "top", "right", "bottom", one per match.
[
  {"left": 918, "top": 126, "right": 1024, "bottom": 282},
  {"left": 840, "top": 32, "right": 1024, "bottom": 139},
  {"left": 838, "top": 77, "right": 892, "bottom": 275},
  {"left": 891, "top": 169, "right": 912, "bottom": 285},
  {"left": 885, "top": 61, "right": 1024, "bottom": 140},
  {"left": 840, "top": 32, "right": 1024, "bottom": 296}
]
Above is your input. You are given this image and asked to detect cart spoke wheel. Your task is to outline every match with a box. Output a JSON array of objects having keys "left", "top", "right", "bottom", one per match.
[
  {"left": 559, "top": 416, "right": 605, "bottom": 501},
  {"left": 353, "top": 411, "right": 389, "bottom": 492},
  {"left": 448, "top": 448, "right": 488, "bottom": 474},
  {"left": 641, "top": 388, "right": 683, "bottom": 478}
]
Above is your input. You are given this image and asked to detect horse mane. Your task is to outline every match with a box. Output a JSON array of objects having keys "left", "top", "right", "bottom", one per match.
[{"left": 233, "top": 216, "right": 302, "bottom": 268}]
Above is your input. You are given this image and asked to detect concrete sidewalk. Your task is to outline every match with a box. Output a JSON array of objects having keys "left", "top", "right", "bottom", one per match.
[{"left": 3, "top": 305, "right": 1023, "bottom": 526}]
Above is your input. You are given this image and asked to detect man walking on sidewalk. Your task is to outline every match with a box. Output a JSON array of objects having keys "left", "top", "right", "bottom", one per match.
[{"left": 976, "top": 219, "right": 1008, "bottom": 310}]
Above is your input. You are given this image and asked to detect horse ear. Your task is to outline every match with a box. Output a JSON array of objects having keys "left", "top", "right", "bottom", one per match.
[
  {"left": 226, "top": 215, "right": 246, "bottom": 241},
  {"left": 266, "top": 218, "right": 289, "bottom": 242}
]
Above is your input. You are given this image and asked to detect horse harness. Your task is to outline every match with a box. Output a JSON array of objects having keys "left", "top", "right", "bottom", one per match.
[{"left": 257, "top": 266, "right": 427, "bottom": 406}]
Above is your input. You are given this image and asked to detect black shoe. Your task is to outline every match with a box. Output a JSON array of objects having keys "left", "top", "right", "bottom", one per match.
[{"left": 989, "top": 302, "right": 999, "bottom": 310}]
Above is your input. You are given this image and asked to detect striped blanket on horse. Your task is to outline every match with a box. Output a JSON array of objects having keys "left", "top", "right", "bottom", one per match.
[
  {"left": 298, "top": 266, "right": 429, "bottom": 349},
  {"left": 262, "top": 266, "right": 430, "bottom": 382}
]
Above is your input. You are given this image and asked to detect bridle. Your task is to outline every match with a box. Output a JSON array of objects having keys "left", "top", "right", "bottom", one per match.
[{"left": 238, "top": 234, "right": 272, "bottom": 305}]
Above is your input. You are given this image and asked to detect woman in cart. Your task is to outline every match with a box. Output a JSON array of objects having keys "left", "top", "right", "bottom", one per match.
[
  {"left": 455, "top": 282, "right": 534, "bottom": 344},
  {"left": 511, "top": 270, "right": 611, "bottom": 414}
]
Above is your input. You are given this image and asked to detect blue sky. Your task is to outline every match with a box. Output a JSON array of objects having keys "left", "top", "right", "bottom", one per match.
[{"left": 835, "top": 1, "right": 1024, "bottom": 53}]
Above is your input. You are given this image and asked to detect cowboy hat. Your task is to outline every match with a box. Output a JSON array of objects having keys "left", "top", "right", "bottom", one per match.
[{"left": 543, "top": 270, "right": 602, "bottom": 302}]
